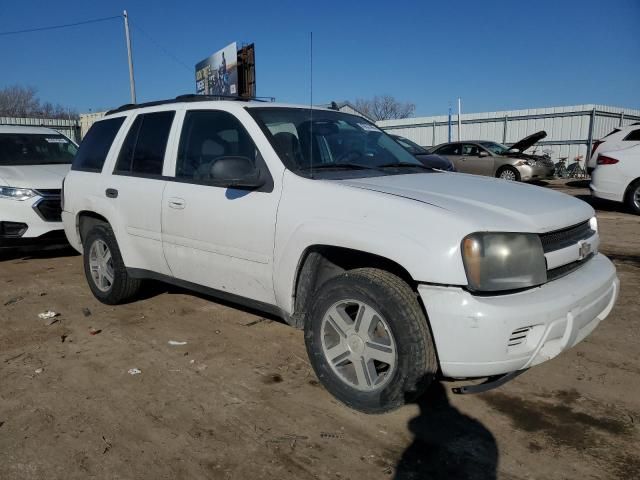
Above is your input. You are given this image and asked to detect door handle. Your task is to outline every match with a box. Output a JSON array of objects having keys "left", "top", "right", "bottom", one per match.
[
  {"left": 168, "top": 197, "right": 185, "bottom": 210},
  {"left": 105, "top": 188, "right": 118, "bottom": 198}
]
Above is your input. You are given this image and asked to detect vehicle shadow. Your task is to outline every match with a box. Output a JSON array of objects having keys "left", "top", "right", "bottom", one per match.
[
  {"left": 395, "top": 382, "right": 497, "bottom": 480},
  {"left": 138, "top": 280, "right": 285, "bottom": 324},
  {"left": 0, "top": 245, "right": 78, "bottom": 263}
]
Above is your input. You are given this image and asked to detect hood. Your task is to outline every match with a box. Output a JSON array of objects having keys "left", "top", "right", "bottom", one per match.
[
  {"left": 0, "top": 164, "right": 71, "bottom": 189},
  {"left": 508, "top": 130, "right": 547, "bottom": 153},
  {"left": 335, "top": 172, "right": 593, "bottom": 233}
]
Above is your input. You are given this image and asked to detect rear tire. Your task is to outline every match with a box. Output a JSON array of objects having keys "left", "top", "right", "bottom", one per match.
[
  {"left": 83, "top": 224, "right": 142, "bottom": 304},
  {"left": 497, "top": 166, "right": 521, "bottom": 182},
  {"left": 304, "top": 268, "right": 438, "bottom": 413},
  {"left": 625, "top": 180, "right": 640, "bottom": 215}
]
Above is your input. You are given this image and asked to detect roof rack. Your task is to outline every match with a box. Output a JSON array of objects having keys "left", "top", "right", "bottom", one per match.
[{"left": 105, "top": 94, "right": 276, "bottom": 116}]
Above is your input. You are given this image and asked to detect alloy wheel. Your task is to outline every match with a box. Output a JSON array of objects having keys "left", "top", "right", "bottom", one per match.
[
  {"left": 320, "top": 299, "right": 397, "bottom": 392},
  {"left": 89, "top": 239, "right": 114, "bottom": 292}
]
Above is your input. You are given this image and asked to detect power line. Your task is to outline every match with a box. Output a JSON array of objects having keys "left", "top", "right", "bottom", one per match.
[
  {"left": 129, "top": 21, "right": 192, "bottom": 72},
  {"left": 0, "top": 15, "right": 122, "bottom": 37}
]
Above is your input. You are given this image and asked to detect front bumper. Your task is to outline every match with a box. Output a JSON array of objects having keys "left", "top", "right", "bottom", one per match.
[
  {"left": 419, "top": 253, "right": 618, "bottom": 378},
  {"left": 517, "top": 164, "right": 555, "bottom": 181},
  {"left": 0, "top": 195, "right": 66, "bottom": 247}
]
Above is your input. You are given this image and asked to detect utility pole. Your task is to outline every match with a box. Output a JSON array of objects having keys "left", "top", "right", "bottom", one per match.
[
  {"left": 123, "top": 10, "right": 136, "bottom": 104},
  {"left": 457, "top": 97, "right": 462, "bottom": 141}
]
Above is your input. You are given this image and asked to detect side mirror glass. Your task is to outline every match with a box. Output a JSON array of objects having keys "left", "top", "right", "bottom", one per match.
[
  {"left": 209, "top": 156, "right": 265, "bottom": 189},
  {"left": 478, "top": 151, "right": 489, "bottom": 157}
]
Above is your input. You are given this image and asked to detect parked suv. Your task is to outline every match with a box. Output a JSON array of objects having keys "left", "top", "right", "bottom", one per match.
[
  {"left": 1, "top": 125, "right": 76, "bottom": 249},
  {"left": 62, "top": 96, "right": 619, "bottom": 413}
]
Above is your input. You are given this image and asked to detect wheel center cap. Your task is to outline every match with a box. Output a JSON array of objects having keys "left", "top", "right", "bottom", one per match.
[{"left": 347, "top": 334, "right": 365, "bottom": 355}]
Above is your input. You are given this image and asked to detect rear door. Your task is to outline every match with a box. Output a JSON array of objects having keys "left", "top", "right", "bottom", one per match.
[
  {"left": 105, "top": 110, "right": 175, "bottom": 275},
  {"left": 161, "top": 108, "right": 280, "bottom": 305},
  {"left": 434, "top": 143, "right": 465, "bottom": 171}
]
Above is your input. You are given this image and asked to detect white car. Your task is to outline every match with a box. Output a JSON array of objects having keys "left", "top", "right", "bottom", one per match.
[
  {"left": 588, "top": 122, "right": 640, "bottom": 174},
  {"left": 0, "top": 125, "right": 77, "bottom": 249},
  {"left": 590, "top": 144, "right": 640, "bottom": 214},
  {"left": 62, "top": 96, "right": 619, "bottom": 413}
]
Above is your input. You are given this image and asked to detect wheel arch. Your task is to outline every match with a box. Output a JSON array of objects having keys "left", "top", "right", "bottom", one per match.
[
  {"left": 77, "top": 211, "right": 111, "bottom": 246},
  {"left": 288, "top": 245, "right": 416, "bottom": 328}
]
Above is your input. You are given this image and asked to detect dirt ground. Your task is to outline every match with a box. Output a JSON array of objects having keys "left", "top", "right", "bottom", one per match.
[{"left": 1, "top": 179, "right": 639, "bottom": 480}]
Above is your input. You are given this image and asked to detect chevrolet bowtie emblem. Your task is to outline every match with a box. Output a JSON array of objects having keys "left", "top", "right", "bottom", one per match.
[{"left": 578, "top": 241, "right": 592, "bottom": 260}]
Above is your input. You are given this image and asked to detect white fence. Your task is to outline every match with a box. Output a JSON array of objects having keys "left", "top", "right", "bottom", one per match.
[
  {"left": 0, "top": 116, "right": 81, "bottom": 143},
  {"left": 377, "top": 104, "right": 640, "bottom": 162}
]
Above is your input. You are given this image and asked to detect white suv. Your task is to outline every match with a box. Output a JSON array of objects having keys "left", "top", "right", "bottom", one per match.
[
  {"left": 62, "top": 96, "right": 619, "bottom": 413},
  {"left": 1, "top": 125, "right": 77, "bottom": 249},
  {"left": 588, "top": 122, "right": 640, "bottom": 174}
]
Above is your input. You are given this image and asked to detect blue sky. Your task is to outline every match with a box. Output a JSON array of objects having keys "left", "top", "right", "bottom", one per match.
[{"left": 1, "top": 0, "right": 638, "bottom": 115}]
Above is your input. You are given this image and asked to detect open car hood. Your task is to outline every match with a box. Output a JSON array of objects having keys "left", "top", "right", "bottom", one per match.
[{"left": 508, "top": 130, "right": 547, "bottom": 153}]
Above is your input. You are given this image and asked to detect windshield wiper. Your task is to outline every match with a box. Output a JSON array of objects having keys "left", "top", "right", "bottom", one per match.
[
  {"left": 376, "top": 162, "right": 432, "bottom": 170},
  {"left": 299, "top": 163, "right": 374, "bottom": 171}
]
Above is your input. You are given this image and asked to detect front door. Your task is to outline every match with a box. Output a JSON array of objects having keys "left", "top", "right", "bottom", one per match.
[
  {"left": 460, "top": 144, "right": 494, "bottom": 176},
  {"left": 161, "top": 109, "right": 280, "bottom": 305}
]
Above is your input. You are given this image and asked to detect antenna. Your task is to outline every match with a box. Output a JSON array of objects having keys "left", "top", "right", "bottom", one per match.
[{"left": 309, "top": 31, "right": 314, "bottom": 179}]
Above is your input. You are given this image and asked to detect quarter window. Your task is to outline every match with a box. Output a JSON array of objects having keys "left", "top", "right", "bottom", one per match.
[
  {"left": 114, "top": 111, "right": 175, "bottom": 176},
  {"left": 623, "top": 129, "right": 640, "bottom": 141},
  {"left": 176, "top": 110, "right": 259, "bottom": 181},
  {"left": 72, "top": 117, "right": 125, "bottom": 172}
]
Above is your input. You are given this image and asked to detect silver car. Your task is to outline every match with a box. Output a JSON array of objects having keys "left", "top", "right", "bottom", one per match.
[{"left": 431, "top": 131, "right": 555, "bottom": 181}]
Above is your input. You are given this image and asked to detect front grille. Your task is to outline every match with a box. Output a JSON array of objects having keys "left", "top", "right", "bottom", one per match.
[
  {"left": 508, "top": 326, "right": 532, "bottom": 347},
  {"left": 33, "top": 197, "right": 62, "bottom": 222},
  {"left": 539, "top": 221, "right": 594, "bottom": 253},
  {"left": 34, "top": 189, "right": 62, "bottom": 197},
  {"left": 547, "top": 254, "right": 594, "bottom": 282}
]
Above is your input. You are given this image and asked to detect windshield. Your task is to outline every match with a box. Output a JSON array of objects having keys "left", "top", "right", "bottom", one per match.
[
  {"left": 0, "top": 133, "right": 77, "bottom": 165},
  {"left": 479, "top": 141, "right": 509, "bottom": 155},
  {"left": 249, "top": 108, "right": 425, "bottom": 176},
  {"left": 395, "top": 136, "right": 428, "bottom": 154}
]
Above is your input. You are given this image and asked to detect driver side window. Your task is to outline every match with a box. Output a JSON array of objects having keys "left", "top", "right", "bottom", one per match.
[
  {"left": 176, "top": 110, "right": 258, "bottom": 182},
  {"left": 462, "top": 144, "right": 480, "bottom": 156}
]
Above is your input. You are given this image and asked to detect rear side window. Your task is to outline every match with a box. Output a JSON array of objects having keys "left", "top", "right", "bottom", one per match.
[
  {"left": 114, "top": 111, "right": 175, "bottom": 176},
  {"left": 435, "top": 144, "right": 462, "bottom": 155},
  {"left": 624, "top": 129, "right": 640, "bottom": 141},
  {"left": 72, "top": 117, "right": 125, "bottom": 172}
]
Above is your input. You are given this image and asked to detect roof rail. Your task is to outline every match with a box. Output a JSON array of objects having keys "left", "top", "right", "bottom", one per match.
[{"left": 105, "top": 93, "right": 276, "bottom": 116}]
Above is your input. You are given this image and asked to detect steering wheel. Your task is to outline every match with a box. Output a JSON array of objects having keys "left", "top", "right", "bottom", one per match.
[{"left": 335, "top": 150, "right": 363, "bottom": 163}]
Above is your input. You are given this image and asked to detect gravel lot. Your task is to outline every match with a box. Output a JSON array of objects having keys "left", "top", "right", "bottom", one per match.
[{"left": 1, "top": 179, "right": 639, "bottom": 480}]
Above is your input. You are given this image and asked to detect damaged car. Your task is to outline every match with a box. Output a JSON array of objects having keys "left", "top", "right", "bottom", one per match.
[{"left": 431, "top": 131, "right": 555, "bottom": 181}]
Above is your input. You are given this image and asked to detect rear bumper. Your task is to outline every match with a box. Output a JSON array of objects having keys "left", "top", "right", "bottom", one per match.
[{"left": 419, "top": 253, "right": 618, "bottom": 378}]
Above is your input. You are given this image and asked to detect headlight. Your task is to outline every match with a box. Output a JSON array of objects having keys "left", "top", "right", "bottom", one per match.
[
  {"left": 589, "top": 216, "right": 598, "bottom": 233},
  {"left": 514, "top": 159, "right": 536, "bottom": 167},
  {"left": 0, "top": 186, "right": 37, "bottom": 201},
  {"left": 462, "top": 232, "right": 547, "bottom": 292}
]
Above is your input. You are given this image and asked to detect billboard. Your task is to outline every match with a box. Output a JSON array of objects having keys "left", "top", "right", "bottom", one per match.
[{"left": 195, "top": 42, "right": 238, "bottom": 96}]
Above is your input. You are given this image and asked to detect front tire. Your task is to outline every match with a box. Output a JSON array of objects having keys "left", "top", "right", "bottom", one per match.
[
  {"left": 625, "top": 180, "right": 640, "bottom": 215},
  {"left": 83, "top": 224, "right": 142, "bottom": 304},
  {"left": 304, "top": 268, "right": 438, "bottom": 413},
  {"left": 497, "top": 166, "right": 521, "bottom": 182}
]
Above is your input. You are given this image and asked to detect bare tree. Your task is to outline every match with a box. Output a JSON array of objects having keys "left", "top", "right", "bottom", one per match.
[
  {"left": 354, "top": 95, "right": 416, "bottom": 121},
  {"left": 0, "top": 85, "right": 78, "bottom": 119}
]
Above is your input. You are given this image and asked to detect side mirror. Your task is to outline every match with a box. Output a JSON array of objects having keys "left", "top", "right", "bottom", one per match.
[
  {"left": 478, "top": 151, "right": 489, "bottom": 157},
  {"left": 209, "top": 156, "right": 265, "bottom": 189}
]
